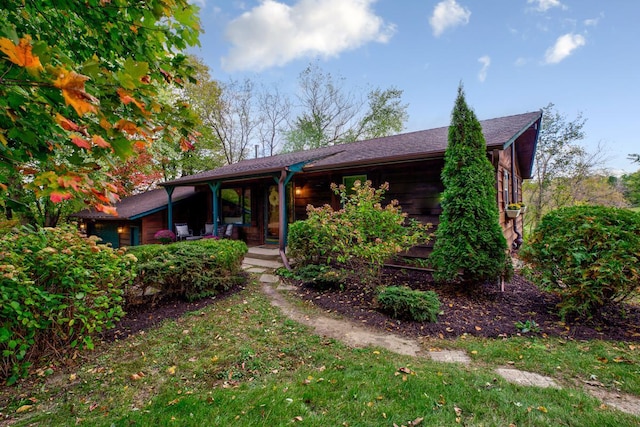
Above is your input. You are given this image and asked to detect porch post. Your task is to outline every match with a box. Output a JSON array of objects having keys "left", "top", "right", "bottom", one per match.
[
  {"left": 277, "top": 169, "right": 297, "bottom": 251},
  {"left": 208, "top": 181, "right": 221, "bottom": 237},
  {"left": 165, "top": 186, "right": 175, "bottom": 231}
]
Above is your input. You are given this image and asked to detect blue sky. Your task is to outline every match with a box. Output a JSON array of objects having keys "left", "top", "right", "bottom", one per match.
[{"left": 189, "top": 0, "right": 639, "bottom": 173}]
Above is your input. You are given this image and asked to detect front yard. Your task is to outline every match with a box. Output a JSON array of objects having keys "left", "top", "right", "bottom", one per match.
[{"left": 1, "top": 278, "right": 639, "bottom": 426}]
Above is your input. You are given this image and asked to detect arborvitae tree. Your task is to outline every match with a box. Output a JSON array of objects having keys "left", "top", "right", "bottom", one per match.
[{"left": 430, "top": 85, "right": 511, "bottom": 284}]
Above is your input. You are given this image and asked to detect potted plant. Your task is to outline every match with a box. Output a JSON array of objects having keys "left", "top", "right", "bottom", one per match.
[
  {"left": 506, "top": 203, "right": 521, "bottom": 218},
  {"left": 519, "top": 203, "right": 526, "bottom": 214}
]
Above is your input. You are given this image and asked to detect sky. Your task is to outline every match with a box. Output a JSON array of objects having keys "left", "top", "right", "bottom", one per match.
[{"left": 188, "top": 0, "right": 639, "bottom": 173}]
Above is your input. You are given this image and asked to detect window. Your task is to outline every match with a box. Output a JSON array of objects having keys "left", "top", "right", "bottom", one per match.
[
  {"left": 343, "top": 175, "right": 367, "bottom": 194},
  {"left": 221, "top": 187, "right": 251, "bottom": 224},
  {"left": 503, "top": 169, "right": 510, "bottom": 208}
]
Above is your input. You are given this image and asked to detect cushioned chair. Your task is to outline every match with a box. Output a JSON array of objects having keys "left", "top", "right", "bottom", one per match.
[
  {"left": 218, "top": 223, "right": 233, "bottom": 239},
  {"left": 174, "top": 223, "right": 193, "bottom": 241},
  {"left": 201, "top": 223, "right": 215, "bottom": 236}
]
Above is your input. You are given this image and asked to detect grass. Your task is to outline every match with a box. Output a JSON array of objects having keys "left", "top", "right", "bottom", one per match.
[{"left": 1, "top": 280, "right": 639, "bottom": 426}]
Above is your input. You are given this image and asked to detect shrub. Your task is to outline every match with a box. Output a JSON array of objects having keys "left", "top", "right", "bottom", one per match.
[
  {"left": 128, "top": 238, "right": 248, "bottom": 303},
  {"left": 521, "top": 206, "right": 640, "bottom": 319},
  {"left": 0, "top": 225, "right": 133, "bottom": 384},
  {"left": 376, "top": 286, "right": 441, "bottom": 322},
  {"left": 287, "top": 180, "right": 430, "bottom": 286},
  {"left": 281, "top": 264, "right": 345, "bottom": 290}
]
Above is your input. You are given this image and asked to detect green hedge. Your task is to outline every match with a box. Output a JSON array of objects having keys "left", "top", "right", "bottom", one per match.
[
  {"left": 127, "top": 238, "right": 248, "bottom": 303},
  {"left": 0, "top": 225, "right": 133, "bottom": 384},
  {"left": 521, "top": 206, "right": 640, "bottom": 319}
]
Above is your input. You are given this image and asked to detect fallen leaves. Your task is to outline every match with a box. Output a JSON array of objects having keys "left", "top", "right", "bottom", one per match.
[{"left": 129, "top": 371, "right": 145, "bottom": 381}]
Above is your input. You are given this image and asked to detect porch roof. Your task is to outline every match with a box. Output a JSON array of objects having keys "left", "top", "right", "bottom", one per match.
[
  {"left": 161, "top": 110, "right": 542, "bottom": 187},
  {"left": 71, "top": 186, "right": 196, "bottom": 220}
]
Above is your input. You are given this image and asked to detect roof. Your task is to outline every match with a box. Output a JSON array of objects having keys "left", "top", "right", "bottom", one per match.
[
  {"left": 71, "top": 186, "right": 196, "bottom": 220},
  {"left": 162, "top": 111, "right": 542, "bottom": 187}
]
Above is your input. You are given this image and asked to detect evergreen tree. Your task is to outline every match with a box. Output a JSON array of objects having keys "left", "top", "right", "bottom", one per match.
[{"left": 430, "top": 85, "right": 511, "bottom": 283}]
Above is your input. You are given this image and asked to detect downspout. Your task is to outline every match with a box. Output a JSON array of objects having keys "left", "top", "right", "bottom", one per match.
[
  {"left": 165, "top": 186, "right": 175, "bottom": 232},
  {"left": 208, "top": 182, "right": 221, "bottom": 237},
  {"left": 511, "top": 142, "right": 523, "bottom": 249},
  {"left": 278, "top": 169, "right": 292, "bottom": 270}
]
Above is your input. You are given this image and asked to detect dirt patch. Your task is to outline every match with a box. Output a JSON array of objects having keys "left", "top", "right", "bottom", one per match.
[{"left": 288, "top": 268, "right": 640, "bottom": 342}]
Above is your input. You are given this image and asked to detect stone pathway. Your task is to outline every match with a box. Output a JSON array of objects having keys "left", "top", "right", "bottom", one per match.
[{"left": 249, "top": 263, "right": 640, "bottom": 417}]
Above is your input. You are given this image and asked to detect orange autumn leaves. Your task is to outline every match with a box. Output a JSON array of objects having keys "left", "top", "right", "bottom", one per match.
[
  {"left": 0, "top": 35, "right": 155, "bottom": 210},
  {"left": 53, "top": 69, "right": 98, "bottom": 116},
  {"left": 0, "top": 35, "right": 43, "bottom": 73}
]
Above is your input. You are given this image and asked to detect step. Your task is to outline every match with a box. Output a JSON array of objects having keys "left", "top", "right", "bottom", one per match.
[
  {"left": 242, "top": 256, "right": 283, "bottom": 270},
  {"left": 246, "top": 246, "right": 281, "bottom": 261}
]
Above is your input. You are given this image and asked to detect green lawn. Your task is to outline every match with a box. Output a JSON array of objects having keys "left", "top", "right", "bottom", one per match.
[{"left": 2, "top": 280, "right": 639, "bottom": 426}]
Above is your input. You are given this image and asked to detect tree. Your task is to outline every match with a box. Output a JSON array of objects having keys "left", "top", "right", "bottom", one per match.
[
  {"left": 205, "top": 78, "right": 259, "bottom": 164},
  {"left": 523, "top": 103, "right": 607, "bottom": 231},
  {"left": 257, "top": 84, "right": 291, "bottom": 157},
  {"left": 622, "top": 171, "right": 640, "bottom": 206},
  {"left": 283, "top": 62, "right": 408, "bottom": 152},
  {"left": 430, "top": 85, "right": 510, "bottom": 284},
  {"left": 0, "top": 1, "right": 201, "bottom": 225}
]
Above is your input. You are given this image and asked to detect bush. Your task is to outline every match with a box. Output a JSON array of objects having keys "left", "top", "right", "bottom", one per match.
[
  {"left": 280, "top": 264, "right": 345, "bottom": 290},
  {"left": 521, "top": 206, "right": 640, "bottom": 319},
  {"left": 376, "top": 286, "right": 441, "bottom": 322},
  {"left": 127, "top": 238, "right": 248, "bottom": 303},
  {"left": 0, "top": 225, "right": 133, "bottom": 384},
  {"left": 287, "top": 180, "right": 430, "bottom": 286}
]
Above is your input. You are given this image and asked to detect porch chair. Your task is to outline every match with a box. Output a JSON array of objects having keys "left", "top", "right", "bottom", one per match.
[
  {"left": 218, "top": 223, "right": 234, "bottom": 239},
  {"left": 201, "top": 223, "right": 215, "bottom": 236},
  {"left": 174, "top": 223, "right": 193, "bottom": 241}
]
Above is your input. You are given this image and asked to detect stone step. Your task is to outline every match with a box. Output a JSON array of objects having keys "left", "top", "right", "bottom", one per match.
[
  {"left": 246, "top": 246, "right": 281, "bottom": 261},
  {"left": 242, "top": 256, "right": 283, "bottom": 270}
]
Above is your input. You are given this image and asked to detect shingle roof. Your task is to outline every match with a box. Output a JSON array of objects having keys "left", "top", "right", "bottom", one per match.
[
  {"left": 71, "top": 186, "right": 196, "bottom": 220},
  {"left": 162, "top": 111, "right": 541, "bottom": 186}
]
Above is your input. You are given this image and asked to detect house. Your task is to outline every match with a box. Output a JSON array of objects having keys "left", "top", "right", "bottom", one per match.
[
  {"left": 74, "top": 111, "right": 542, "bottom": 254},
  {"left": 72, "top": 186, "right": 207, "bottom": 248}
]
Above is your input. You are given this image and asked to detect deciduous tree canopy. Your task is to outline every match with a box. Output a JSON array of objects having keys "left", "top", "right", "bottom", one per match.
[{"left": 0, "top": 0, "right": 201, "bottom": 225}]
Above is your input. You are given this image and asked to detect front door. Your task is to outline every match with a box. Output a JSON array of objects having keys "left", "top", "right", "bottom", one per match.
[{"left": 266, "top": 185, "right": 279, "bottom": 242}]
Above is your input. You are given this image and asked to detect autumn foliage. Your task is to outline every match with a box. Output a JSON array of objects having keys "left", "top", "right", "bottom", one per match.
[{"left": 0, "top": 1, "right": 202, "bottom": 221}]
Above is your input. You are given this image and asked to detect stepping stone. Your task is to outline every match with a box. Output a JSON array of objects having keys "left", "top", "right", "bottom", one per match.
[
  {"left": 259, "top": 273, "right": 280, "bottom": 284},
  {"left": 428, "top": 350, "right": 471, "bottom": 364},
  {"left": 244, "top": 266, "right": 267, "bottom": 273},
  {"left": 276, "top": 283, "right": 297, "bottom": 291},
  {"left": 495, "top": 368, "right": 560, "bottom": 389}
]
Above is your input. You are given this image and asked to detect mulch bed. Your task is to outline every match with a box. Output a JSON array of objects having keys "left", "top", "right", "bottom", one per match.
[
  {"left": 288, "top": 268, "right": 640, "bottom": 342},
  {"left": 101, "top": 269, "right": 640, "bottom": 343}
]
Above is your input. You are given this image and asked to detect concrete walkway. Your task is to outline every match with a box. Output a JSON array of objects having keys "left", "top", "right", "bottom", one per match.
[{"left": 248, "top": 262, "right": 640, "bottom": 417}]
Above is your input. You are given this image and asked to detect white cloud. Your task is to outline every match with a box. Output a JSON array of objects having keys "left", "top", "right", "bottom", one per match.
[
  {"left": 429, "top": 0, "right": 471, "bottom": 37},
  {"left": 544, "top": 33, "right": 586, "bottom": 64},
  {"left": 527, "top": 0, "right": 567, "bottom": 12},
  {"left": 514, "top": 57, "right": 528, "bottom": 67},
  {"left": 477, "top": 55, "right": 490, "bottom": 82},
  {"left": 221, "top": 0, "right": 395, "bottom": 72}
]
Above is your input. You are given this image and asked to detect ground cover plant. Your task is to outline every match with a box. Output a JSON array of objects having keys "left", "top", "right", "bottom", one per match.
[
  {"left": 0, "top": 225, "right": 134, "bottom": 385},
  {"left": 1, "top": 280, "right": 639, "bottom": 426},
  {"left": 521, "top": 205, "right": 640, "bottom": 319}
]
